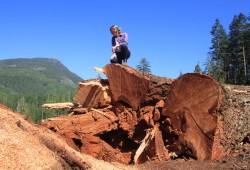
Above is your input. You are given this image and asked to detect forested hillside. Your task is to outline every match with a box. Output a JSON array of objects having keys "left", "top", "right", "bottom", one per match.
[
  {"left": 204, "top": 12, "right": 250, "bottom": 84},
  {"left": 0, "top": 58, "right": 83, "bottom": 122}
]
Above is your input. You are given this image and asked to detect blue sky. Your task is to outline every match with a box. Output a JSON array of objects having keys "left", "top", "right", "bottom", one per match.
[{"left": 0, "top": 0, "right": 250, "bottom": 80}]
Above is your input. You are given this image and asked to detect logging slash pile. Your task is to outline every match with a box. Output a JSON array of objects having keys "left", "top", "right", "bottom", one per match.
[
  {"left": 0, "top": 63, "right": 249, "bottom": 169},
  {"left": 41, "top": 64, "right": 250, "bottom": 166}
]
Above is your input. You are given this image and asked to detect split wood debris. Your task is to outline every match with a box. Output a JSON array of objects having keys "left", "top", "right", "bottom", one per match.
[{"left": 41, "top": 63, "right": 249, "bottom": 165}]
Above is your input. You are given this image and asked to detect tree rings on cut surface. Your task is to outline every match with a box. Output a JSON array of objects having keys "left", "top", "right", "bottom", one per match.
[{"left": 163, "top": 73, "right": 222, "bottom": 160}]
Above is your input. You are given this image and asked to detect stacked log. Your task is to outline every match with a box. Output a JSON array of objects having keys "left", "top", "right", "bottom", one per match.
[
  {"left": 41, "top": 64, "right": 228, "bottom": 165},
  {"left": 42, "top": 102, "right": 74, "bottom": 109}
]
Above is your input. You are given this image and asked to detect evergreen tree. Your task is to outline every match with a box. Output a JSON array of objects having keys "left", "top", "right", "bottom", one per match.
[
  {"left": 206, "top": 14, "right": 250, "bottom": 84},
  {"left": 204, "top": 52, "right": 220, "bottom": 81},
  {"left": 136, "top": 58, "right": 151, "bottom": 74},
  {"left": 245, "top": 13, "right": 250, "bottom": 83},
  {"left": 194, "top": 62, "right": 202, "bottom": 73},
  {"left": 209, "top": 19, "right": 229, "bottom": 83},
  {"left": 228, "top": 13, "right": 248, "bottom": 84}
]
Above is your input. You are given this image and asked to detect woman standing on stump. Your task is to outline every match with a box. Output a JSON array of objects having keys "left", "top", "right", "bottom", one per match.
[{"left": 110, "top": 25, "right": 131, "bottom": 64}]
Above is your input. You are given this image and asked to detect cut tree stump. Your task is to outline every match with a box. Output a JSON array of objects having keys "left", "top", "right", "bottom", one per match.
[
  {"left": 103, "top": 64, "right": 150, "bottom": 110},
  {"left": 162, "top": 73, "right": 222, "bottom": 160}
]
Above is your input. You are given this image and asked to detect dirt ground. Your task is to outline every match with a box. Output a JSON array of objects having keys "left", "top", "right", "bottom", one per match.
[
  {"left": 0, "top": 83, "right": 250, "bottom": 170},
  {"left": 136, "top": 154, "right": 250, "bottom": 170},
  {"left": 0, "top": 104, "right": 67, "bottom": 170}
]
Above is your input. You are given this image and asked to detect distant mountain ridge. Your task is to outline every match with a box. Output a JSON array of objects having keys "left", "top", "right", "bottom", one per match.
[
  {"left": 0, "top": 57, "right": 83, "bottom": 122},
  {"left": 0, "top": 58, "right": 82, "bottom": 94}
]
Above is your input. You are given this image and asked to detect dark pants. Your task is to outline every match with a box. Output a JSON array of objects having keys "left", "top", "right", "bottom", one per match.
[{"left": 110, "top": 45, "right": 131, "bottom": 64}]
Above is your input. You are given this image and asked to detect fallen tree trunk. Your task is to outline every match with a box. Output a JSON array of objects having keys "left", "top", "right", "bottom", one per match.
[
  {"left": 162, "top": 73, "right": 222, "bottom": 160},
  {"left": 40, "top": 66, "right": 235, "bottom": 164},
  {"left": 103, "top": 64, "right": 150, "bottom": 110}
]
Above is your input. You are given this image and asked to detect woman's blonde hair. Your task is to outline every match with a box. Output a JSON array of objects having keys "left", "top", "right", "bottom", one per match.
[{"left": 110, "top": 25, "right": 121, "bottom": 34}]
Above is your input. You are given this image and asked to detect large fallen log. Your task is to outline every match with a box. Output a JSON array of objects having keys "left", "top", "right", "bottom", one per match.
[
  {"left": 40, "top": 66, "right": 232, "bottom": 165},
  {"left": 162, "top": 73, "right": 222, "bottom": 160},
  {"left": 103, "top": 64, "right": 150, "bottom": 110}
]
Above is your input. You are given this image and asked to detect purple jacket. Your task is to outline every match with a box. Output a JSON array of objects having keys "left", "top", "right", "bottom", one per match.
[{"left": 111, "top": 32, "right": 128, "bottom": 47}]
